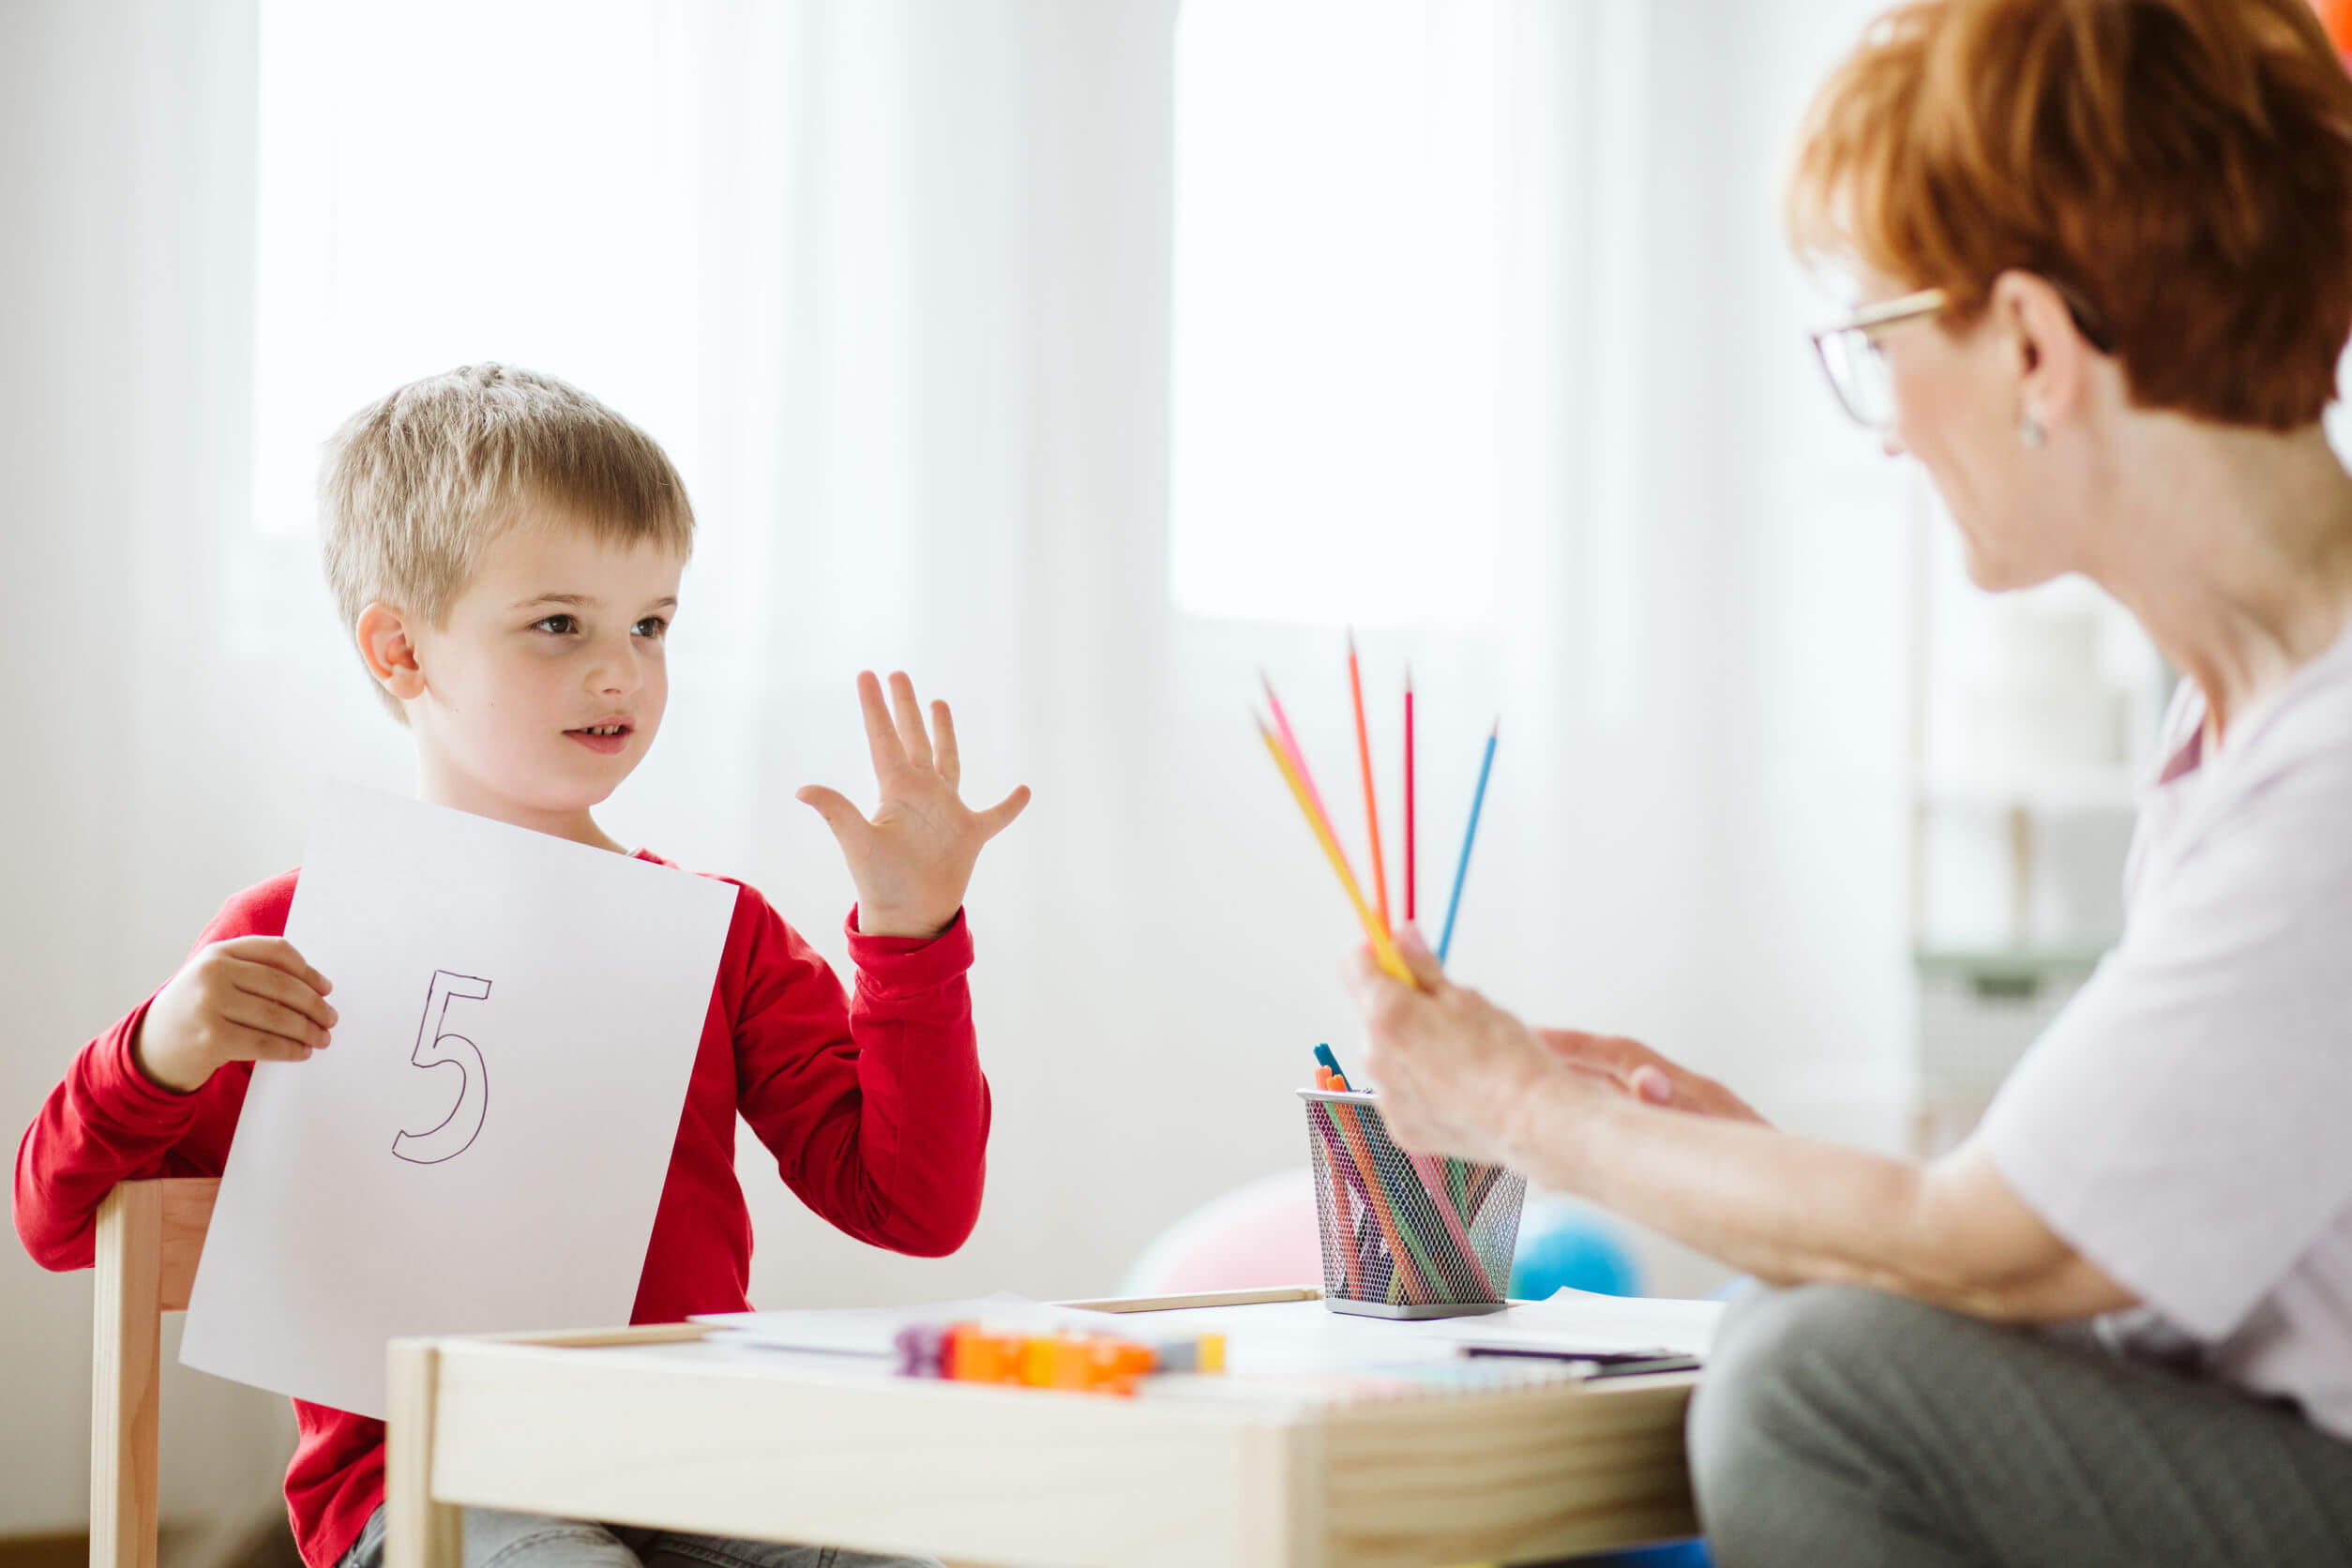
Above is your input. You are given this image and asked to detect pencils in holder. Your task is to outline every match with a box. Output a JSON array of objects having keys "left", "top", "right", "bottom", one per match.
[{"left": 1436, "top": 719, "right": 1499, "bottom": 966}]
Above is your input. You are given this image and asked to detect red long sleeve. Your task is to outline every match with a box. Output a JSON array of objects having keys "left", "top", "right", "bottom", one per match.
[
  {"left": 731, "top": 893, "right": 990, "bottom": 1258},
  {"left": 12, "top": 853, "right": 991, "bottom": 1568},
  {"left": 14, "top": 875, "right": 292, "bottom": 1270}
]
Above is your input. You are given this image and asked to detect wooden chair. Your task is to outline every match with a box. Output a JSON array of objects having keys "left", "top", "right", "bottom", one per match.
[{"left": 90, "top": 1177, "right": 220, "bottom": 1568}]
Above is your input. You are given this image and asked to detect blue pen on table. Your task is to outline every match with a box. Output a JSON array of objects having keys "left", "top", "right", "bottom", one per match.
[{"left": 1436, "top": 719, "right": 1499, "bottom": 966}]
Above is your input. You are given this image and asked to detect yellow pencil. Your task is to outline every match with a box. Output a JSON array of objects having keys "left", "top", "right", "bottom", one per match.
[{"left": 1258, "top": 717, "right": 1418, "bottom": 987}]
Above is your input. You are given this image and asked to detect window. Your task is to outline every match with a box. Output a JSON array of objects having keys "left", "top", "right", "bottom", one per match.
[
  {"left": 1168, "top": 0, "right": 1503, "bottom": 627},
  {"left": 251, "top": 0, "right": 703, "bottom": 539}
]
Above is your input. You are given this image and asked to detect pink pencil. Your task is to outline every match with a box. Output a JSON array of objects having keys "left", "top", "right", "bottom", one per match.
[
  {"left": 1347, "top": 632, "right": 1393, "bottom": 933},
  {"left": 1260, "top": 671, "right": 1334, "bottom": 829}
]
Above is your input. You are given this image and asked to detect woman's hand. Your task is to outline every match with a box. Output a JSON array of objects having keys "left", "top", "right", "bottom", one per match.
[
  {"left": 797, "top": 671, "right": 1032, "bottom": 939},
  {"left": 1538, "top": 1029, "right": 1771, "bottom": 1125},
  {"left": 1344, "top": 925, "right": 1599, "bottom": 1164}
]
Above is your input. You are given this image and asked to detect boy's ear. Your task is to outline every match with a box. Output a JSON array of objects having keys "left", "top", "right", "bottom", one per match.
[{"left": 354, "top": 602, "right": 428, "bottom": 702}]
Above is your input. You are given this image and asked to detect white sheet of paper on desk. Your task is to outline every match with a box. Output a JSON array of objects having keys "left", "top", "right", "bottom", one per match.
[
  {"left": 693, "top": 1293, "right": 1110, "bottom": 1356},
  {"left": 179, "top": 785, "right": 737, "bottom": 1421},
  {"left": 1409, "top": 1288, "right": 1725, "bottom": 1357}
]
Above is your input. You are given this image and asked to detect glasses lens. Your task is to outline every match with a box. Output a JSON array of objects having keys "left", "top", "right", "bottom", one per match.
[{"left": 1818, "top": 327, "right": 1893, "bottom": 429}]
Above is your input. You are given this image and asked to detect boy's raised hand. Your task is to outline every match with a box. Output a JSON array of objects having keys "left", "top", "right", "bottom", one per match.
[
  {"left": 133, "top": 936, "right": 338, "bottom": 1093},
  {"left": 796, "top": 671, "right": 1032, "bottom": 939}
]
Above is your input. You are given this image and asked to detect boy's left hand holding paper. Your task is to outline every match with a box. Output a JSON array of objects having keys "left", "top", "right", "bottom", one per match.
[{"left": 798, "top": 671, "right": 1032, "bottom": 939}]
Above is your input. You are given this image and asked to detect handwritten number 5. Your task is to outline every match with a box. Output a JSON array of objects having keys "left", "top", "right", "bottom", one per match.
[{"left": 392, "top": 970, "right": 491, "bottom": 1165}]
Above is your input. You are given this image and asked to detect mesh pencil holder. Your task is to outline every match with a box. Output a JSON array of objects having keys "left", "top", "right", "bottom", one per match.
[{"left": 1300, "top": 1088, "right": 1526, "bottom": 1319}]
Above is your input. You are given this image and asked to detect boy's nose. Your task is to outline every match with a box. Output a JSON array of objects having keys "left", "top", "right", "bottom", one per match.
[{"left": 587, "top": 641, "right": 644, "bottom": 697}]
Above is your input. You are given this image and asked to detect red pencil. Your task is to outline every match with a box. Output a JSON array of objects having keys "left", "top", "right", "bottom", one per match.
[
  {"left": 1347, "top": 631, "right": 1392, "bottom": 933},
  {"left": 1404, "top": 669, "right": 1416, "bottom": 925}
]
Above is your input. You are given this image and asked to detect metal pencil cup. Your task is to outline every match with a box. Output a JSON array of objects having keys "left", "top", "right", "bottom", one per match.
[{"left": 1300, "top": 1089, "right": 1526, "bottom": 1319}]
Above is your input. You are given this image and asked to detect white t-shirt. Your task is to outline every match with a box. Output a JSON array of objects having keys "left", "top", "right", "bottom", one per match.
[{"left": 1982, "top": 623, "right": 2352, "bottom": 1438}]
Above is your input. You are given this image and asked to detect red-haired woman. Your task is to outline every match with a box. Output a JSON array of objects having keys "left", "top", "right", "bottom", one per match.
[{"left": 1347, "top": 2, "right": 2352, "bottom": 1560}]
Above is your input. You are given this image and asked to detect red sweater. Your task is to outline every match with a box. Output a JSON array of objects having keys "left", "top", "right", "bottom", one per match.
[{"left": 14, "top": 854, "right": 990, "bottom": 1568}]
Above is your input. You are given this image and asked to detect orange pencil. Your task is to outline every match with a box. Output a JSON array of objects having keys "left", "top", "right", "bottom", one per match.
[{"left": 1347, "top": 632, "right": 1392, "bottom": 933}]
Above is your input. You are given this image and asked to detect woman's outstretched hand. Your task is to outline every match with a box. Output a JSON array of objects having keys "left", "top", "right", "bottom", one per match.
[
  {"left": 1537, "top": 1029, "right": 1771, "bottom": 1125},
  {"left": 797, "top": 671, "right": 1032, "bottom": 939},
  {"left": 1344, "top": 924, "right": 1591, "bottom": 1164}
]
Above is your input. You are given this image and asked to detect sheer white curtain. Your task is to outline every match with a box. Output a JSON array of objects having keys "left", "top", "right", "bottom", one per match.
[{"left": 0, "top": 0, "right": 1922, "bottom": 1539}]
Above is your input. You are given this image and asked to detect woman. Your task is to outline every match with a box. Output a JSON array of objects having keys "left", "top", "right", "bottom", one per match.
[{"left": 1347, "top": 2, "right": 2352, "bottom": 1563}]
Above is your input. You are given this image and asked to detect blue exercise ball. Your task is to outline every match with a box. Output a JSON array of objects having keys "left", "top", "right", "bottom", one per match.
[{"left": 1508, "top": 1201, "right": 1642, "bottom": 1299}]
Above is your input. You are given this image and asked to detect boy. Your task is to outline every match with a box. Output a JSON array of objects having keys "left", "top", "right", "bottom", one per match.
[{"left": 13, "top": 365, "right": 1029, "bottom": 1568}]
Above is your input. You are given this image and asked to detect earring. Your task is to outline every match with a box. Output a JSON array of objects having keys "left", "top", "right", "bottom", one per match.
[{"left": 2019, "top": 415, "right": 2045, "bottom": 446}]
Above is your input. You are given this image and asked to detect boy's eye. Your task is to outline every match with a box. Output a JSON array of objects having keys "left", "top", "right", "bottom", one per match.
[
  {"left": 532, "top": 614, "right": 580, "bottom": 636},
  {"left": 634, "top": 616, "right": 670, "bottom": 640}
]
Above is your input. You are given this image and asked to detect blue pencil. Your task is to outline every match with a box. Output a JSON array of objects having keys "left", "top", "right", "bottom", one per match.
[{"left": 1436, "top": 720, "right": 1498, "bottom": 965}]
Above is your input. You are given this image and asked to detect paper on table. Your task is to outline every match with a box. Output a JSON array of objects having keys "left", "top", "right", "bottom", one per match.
[
  {"left": 179, "top": 785, "right": 738, "bottom": 1420},
  {"left": 1408, "top": 1288, "right": 1725, "bottom": 1357},
  {"left": 693, "top": 1293, "right": 1112, "bottom": 1355}
]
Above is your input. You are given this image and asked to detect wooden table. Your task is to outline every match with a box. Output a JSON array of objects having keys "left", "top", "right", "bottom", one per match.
[{"left": 384, "top": 1287, "right": 1699, "bottom": 1568}]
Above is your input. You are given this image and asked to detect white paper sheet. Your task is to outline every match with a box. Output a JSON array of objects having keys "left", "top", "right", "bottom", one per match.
[
  {"left": 180, "top": 786, "right": 737, "bottom": 1419},
  {"left": 1406, "top": 1288, "right": 1725, "bottom": 1357}
]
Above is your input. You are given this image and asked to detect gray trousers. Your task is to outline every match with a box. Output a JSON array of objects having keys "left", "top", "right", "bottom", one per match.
[
  {"left": 1687, "top": 1284, "right": 2352, "bottom": 1567},
  {"left": 337, "top": 1505, "right": 944, "bottom": 1568}
]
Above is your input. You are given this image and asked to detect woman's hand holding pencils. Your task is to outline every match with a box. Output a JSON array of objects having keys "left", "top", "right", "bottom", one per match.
[{"left": 1343, "top": 925, "right": 1567, "bottom": 1163}]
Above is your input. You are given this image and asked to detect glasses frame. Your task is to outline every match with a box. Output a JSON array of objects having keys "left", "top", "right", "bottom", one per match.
[
  {"left": 1808, "top": 279, "right": 2118, "bottom": 430},
  {"left": 1808, "top": 287, "right": 1949, "bottom": 430}
]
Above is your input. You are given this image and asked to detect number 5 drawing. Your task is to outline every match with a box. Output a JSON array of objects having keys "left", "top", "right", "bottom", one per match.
[{"left": 392, "top": 970, "right": 492, "bottom": 1165}]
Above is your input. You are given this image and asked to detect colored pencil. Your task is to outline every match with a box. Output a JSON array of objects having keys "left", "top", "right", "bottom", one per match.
[
  {"left": 1403, "top": 669, "right": 1416, "bottom": 924},
  {"left": 1260, "top": 671, "right": 1334, "bottom": 835},
  {"left": 1410, "top": 1151, "right": 1498, "bottom": 1299},
  {"left": 1305, "top": 1103, "right": 1366, "bottom": 1298},
  {"left": 1437, "top": 719, "right": 1499, "bottom": 966},
  {"left": 1329, "top": 1101, "right": 1440, "bottom": 1301},
  {"left": 1257, "top": 716, "right": 1415, "bottom": 986},
  {"left": 1346, "top": 632, "right": 1392, "bottom": 933}
]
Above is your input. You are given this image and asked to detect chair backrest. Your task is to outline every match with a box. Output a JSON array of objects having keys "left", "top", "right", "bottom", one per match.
[{"left": 91, "top": 1178, "right": 219, "bottom": 1568}]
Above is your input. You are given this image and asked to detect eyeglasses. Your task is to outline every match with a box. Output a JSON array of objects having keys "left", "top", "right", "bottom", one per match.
[
  {"left": 1810, "top": 280, "right": 2116, "bottom": 430},
  {"left": 1809, "top": 288, "right": 1947, "bottom": 430}
]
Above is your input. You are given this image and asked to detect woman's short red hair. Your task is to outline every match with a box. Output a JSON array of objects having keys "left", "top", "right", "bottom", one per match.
[{"left": 1787, "top": 0, "right": 2352, "bottom": 430}]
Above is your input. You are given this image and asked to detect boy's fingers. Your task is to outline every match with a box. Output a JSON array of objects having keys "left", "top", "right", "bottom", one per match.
[
  {"left": 973, "top": 783, "right": 1031, "bottom": 839},
  {"left": 887, "top": 671, "right": 934, "bottom": 770},
  {"left": 796, "top": 785, "right": 872, "bottom": 849},
  {"left": 855, "top": 671, "right": 907, "bottom": 777},
  {"left": 221, "top": 992, "right": 331, "bottom": 1049},
  {"left": 233, "top": 961, "right": 338, "bottom": 1031},
  {"left": 237, "top": 1029, "right": 316, "bottom": 1063},
  {"left": 220, "top": 935, "right": 332, "bottom": 997},
  {"left": 931, "top": 700, "right": 960, "bottom": 787}
]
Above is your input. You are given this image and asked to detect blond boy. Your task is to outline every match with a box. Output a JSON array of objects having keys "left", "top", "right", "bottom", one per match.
[{"left": 15, "top": 365, "right": 1027, "bottom": 1568}]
